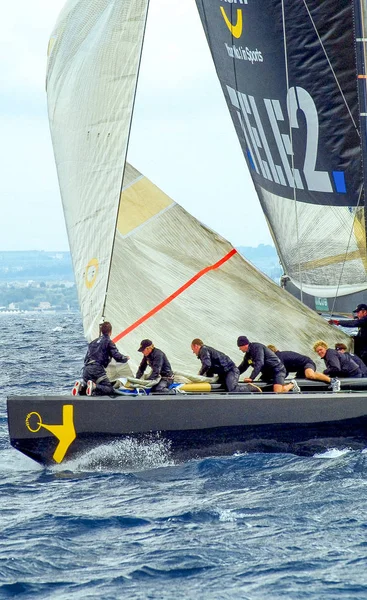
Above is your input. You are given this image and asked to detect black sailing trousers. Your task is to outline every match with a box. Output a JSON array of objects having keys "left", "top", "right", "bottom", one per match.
[{"left": 83, "top": 362, "right": 116, "bottom": 396}]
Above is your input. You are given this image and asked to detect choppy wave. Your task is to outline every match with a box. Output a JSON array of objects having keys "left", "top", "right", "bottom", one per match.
[{"left": 1, "top": 313, "right": 367, "bottom": 599}]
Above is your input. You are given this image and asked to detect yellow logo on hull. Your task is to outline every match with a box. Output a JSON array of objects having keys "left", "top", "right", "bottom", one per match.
[
  {"left": 26, "top": 405, "right": 76, "bottom": 463},
  {"left": 220, "top": 7, "right": 243, "bottom": 39}
]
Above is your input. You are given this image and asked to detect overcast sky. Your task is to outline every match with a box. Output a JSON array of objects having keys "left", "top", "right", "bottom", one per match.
[{"left": 1, "top": 0, "right": 273, "bottom": 252}]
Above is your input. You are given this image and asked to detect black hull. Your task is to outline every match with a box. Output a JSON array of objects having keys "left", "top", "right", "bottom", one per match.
[
  {"left": 282, "top": 280, "right": 367, "bottom": 316},
  {"left": 9, "top": 419, "right": 367, "bottom": 466},
  {"left": 7, "top": 383, "right": 367, "bottom": 466}
]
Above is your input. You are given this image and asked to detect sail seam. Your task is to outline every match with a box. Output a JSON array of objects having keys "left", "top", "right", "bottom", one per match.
[
  {"left": 112, "top": 249, "right": 238, "bottom": 343},
  {"left": 121, "top": 174, "right": 145, "bottom": 192},
  {"left": 116, "top": 203, "right": 176, "bottom": 239}
]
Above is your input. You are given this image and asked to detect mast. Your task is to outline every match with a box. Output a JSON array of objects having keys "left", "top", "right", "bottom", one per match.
[{"left": 354, "top": 0, "right": 367, "bottom": 251}]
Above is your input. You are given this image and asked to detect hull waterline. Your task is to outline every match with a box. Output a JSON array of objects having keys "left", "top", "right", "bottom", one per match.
[{"left": 7, "top": 384, "right": 367, "bottom": 466}]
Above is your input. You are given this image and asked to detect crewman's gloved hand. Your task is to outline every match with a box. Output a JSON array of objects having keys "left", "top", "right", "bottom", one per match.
[{"left": 328, "top": 319, "right": 340, "bottom": 326}]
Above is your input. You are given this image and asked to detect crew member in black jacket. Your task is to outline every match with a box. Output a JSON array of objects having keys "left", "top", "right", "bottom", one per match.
[
  {"left": 313, "top": 340, "right": 363, "bottom": 378},
  {"left": 136, "top": 339, "right": 174, "bottom": 393},
  {"left": 329, "top": 304, "right": 367, "bottom": 365},
  {"left": 191, "top": 338, "right": 240, "bottom": 392},
  {"left": 335, "top": 343, "right": 367, "bottom": 376},
  {"left": 237, "top": 336, "right": 299, "bottom": 393},
  {"left": 72, "top": 321, "right": 130, "bottom": 396},
  {"left": 267, "top": 345, "right": 338, "bottom": 388}
]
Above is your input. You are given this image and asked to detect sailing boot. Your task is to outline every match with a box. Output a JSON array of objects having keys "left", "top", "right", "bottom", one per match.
[
  {"left": 291, "top": 379, "right": 301, "bottom": 393},
  {"left": 330, "top": 378, "right": 341, "bottom": 392},
  {"left": 71, "top": 381, "right": 82, "bottom": 396},
  {"left": 86, "top": 380, "right": 96, "bottom": 396}
]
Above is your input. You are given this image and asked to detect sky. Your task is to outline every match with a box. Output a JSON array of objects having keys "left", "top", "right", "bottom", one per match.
[{"left": 0, "top": 0, "right": 273, "bottom": 252}]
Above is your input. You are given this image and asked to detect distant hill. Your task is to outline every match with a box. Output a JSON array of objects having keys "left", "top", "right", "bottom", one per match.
[
  {"left": 237, "top": 245, "right": 282, "bottom": 283},
  {"left": 0, "top": 251, "right": 74, "bottom": 281},
  {"left": 0, "top": 246, "right": 282, "bottom": 284}
]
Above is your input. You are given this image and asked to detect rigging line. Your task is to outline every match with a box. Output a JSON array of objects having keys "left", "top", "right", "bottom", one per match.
[
  {"left": 358, "top": 0, "right": 367, "bottom": 247},
  {"left": 330, "top": 0, "right": 367, "bottom": 315},
  {"left": 112, "top": 249, "right": 238, "bottom": 343},
  {"left": 329, "top": 186, "right": 364, "bottom": 317},
  {"left": 302, "top": 0, "right": 359, "bottom": 134},
  {"left": 101, "top": 0, "right": 151, "bottom": 321},
  {"left": 330, "top": 0, "right": 367, "bottom": 316},
  {"left": 281, "top": 0, "right": 303, "bottom": 302}
]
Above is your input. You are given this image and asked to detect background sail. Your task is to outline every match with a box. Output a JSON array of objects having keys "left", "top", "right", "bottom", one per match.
[
  {"left": 47, "top": 0, "right": 149, "bottom": 339},
  {"left": 195, "top": 0, "right": 367, "bottom": 301},
  {"left": 47, "top": 0, "right": 351, "bottom": 377}
]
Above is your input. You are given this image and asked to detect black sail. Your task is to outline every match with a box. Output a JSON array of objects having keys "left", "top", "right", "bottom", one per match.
[{"left": 195, "top": 0, "right": 367, "bottom": 308}]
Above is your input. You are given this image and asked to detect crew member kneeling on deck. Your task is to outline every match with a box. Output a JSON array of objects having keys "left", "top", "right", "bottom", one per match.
[
  {"left": 237, "top": 336, "right": 299, "bottom": 393},
  {"left": 267, "top": 345, "right": 337, "bottom": 387},
  {"left": 79, "top": 322, "right": 130, "bottom": 396},
  {"left": 191, "top": 339, "right": 240, "bottom": 392},
  {"left": 136, "top": 339, "right": 174, "bottom": 393},
  {"left": 313, "top": 340, "right": 362, "bottom": 381},
  {"left": 335, "top": 343, "right": 367, "bottom": 376}
]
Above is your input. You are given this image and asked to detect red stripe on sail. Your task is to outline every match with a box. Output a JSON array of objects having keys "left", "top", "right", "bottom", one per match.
[{"left": 112, "top": 248, "right": 238, "bottom": 343}]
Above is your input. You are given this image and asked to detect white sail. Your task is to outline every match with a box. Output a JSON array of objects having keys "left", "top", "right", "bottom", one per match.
[
  {"left": 259, "top": 188, "right": 367, "bottom": 297},
  {"left": 98, "top": 163, "right": 352, "bottom": 376},
  {"left": 47, "top": 0, "right": 351, "bottom": 377},
  {"left": 47, "top": 0, "right": 149, "bottom": 339}
]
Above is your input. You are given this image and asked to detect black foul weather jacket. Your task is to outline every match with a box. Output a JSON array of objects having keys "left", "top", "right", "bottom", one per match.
[
  {"left": 84, "top": 334, "right": 129, "bottom": 368},
  {"left": 238, "top": 342, "right": 283, "bottom": 381},
  {"left": 344, "top": 352, "right": 367, "bottom": 376},
  {"left": 275, "top": 350, "right": 315, "bottom": 376},
  {"left": 322, "top": 348, "right": 361, "bottom": 377},
  {"left": 197, "top": 345, "right": 236, "bottom": 377},
  {"left": 337, "top": 315, "right": 367, "bottom": 359},
  {"left": 136, "top": 348, "right": 174, "bottom": 380}
]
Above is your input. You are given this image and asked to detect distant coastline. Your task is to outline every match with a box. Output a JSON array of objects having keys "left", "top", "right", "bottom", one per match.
[
  {"left": 0, "top": 246, "right": 281, "bottom": 312},
  {"left": 0, "top": 246, "right": 281, "bottom": 282}
]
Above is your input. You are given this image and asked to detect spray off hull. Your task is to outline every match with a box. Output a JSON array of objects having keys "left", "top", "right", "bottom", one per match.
[{"left": 8, "top": 387, "right": 367, "bottom": 467}]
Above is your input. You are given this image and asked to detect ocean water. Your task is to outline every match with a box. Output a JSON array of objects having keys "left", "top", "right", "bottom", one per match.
[{"left": 1, "top": 313, "right": 367, "bottom": 599}]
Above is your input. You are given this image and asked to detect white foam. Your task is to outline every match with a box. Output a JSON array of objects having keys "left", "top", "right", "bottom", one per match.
[
  {"left": 313, "top": 447, "right": 352, "bottom": 459},
  {"left": 51, "top": 436, "right": 175, "bottom": 473}
]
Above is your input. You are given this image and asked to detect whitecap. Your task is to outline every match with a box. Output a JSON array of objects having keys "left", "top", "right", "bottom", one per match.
[{"left": 313, "top": 447, "right": 352, "bottom": 459}]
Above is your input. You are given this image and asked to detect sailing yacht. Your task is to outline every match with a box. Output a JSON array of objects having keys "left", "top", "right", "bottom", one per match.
[
  {"left": 7, "top": 0, "right": 367, "bottom": 467},
  {"left": 45, "top": 0, "right": 349, "bottom": 371}
]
